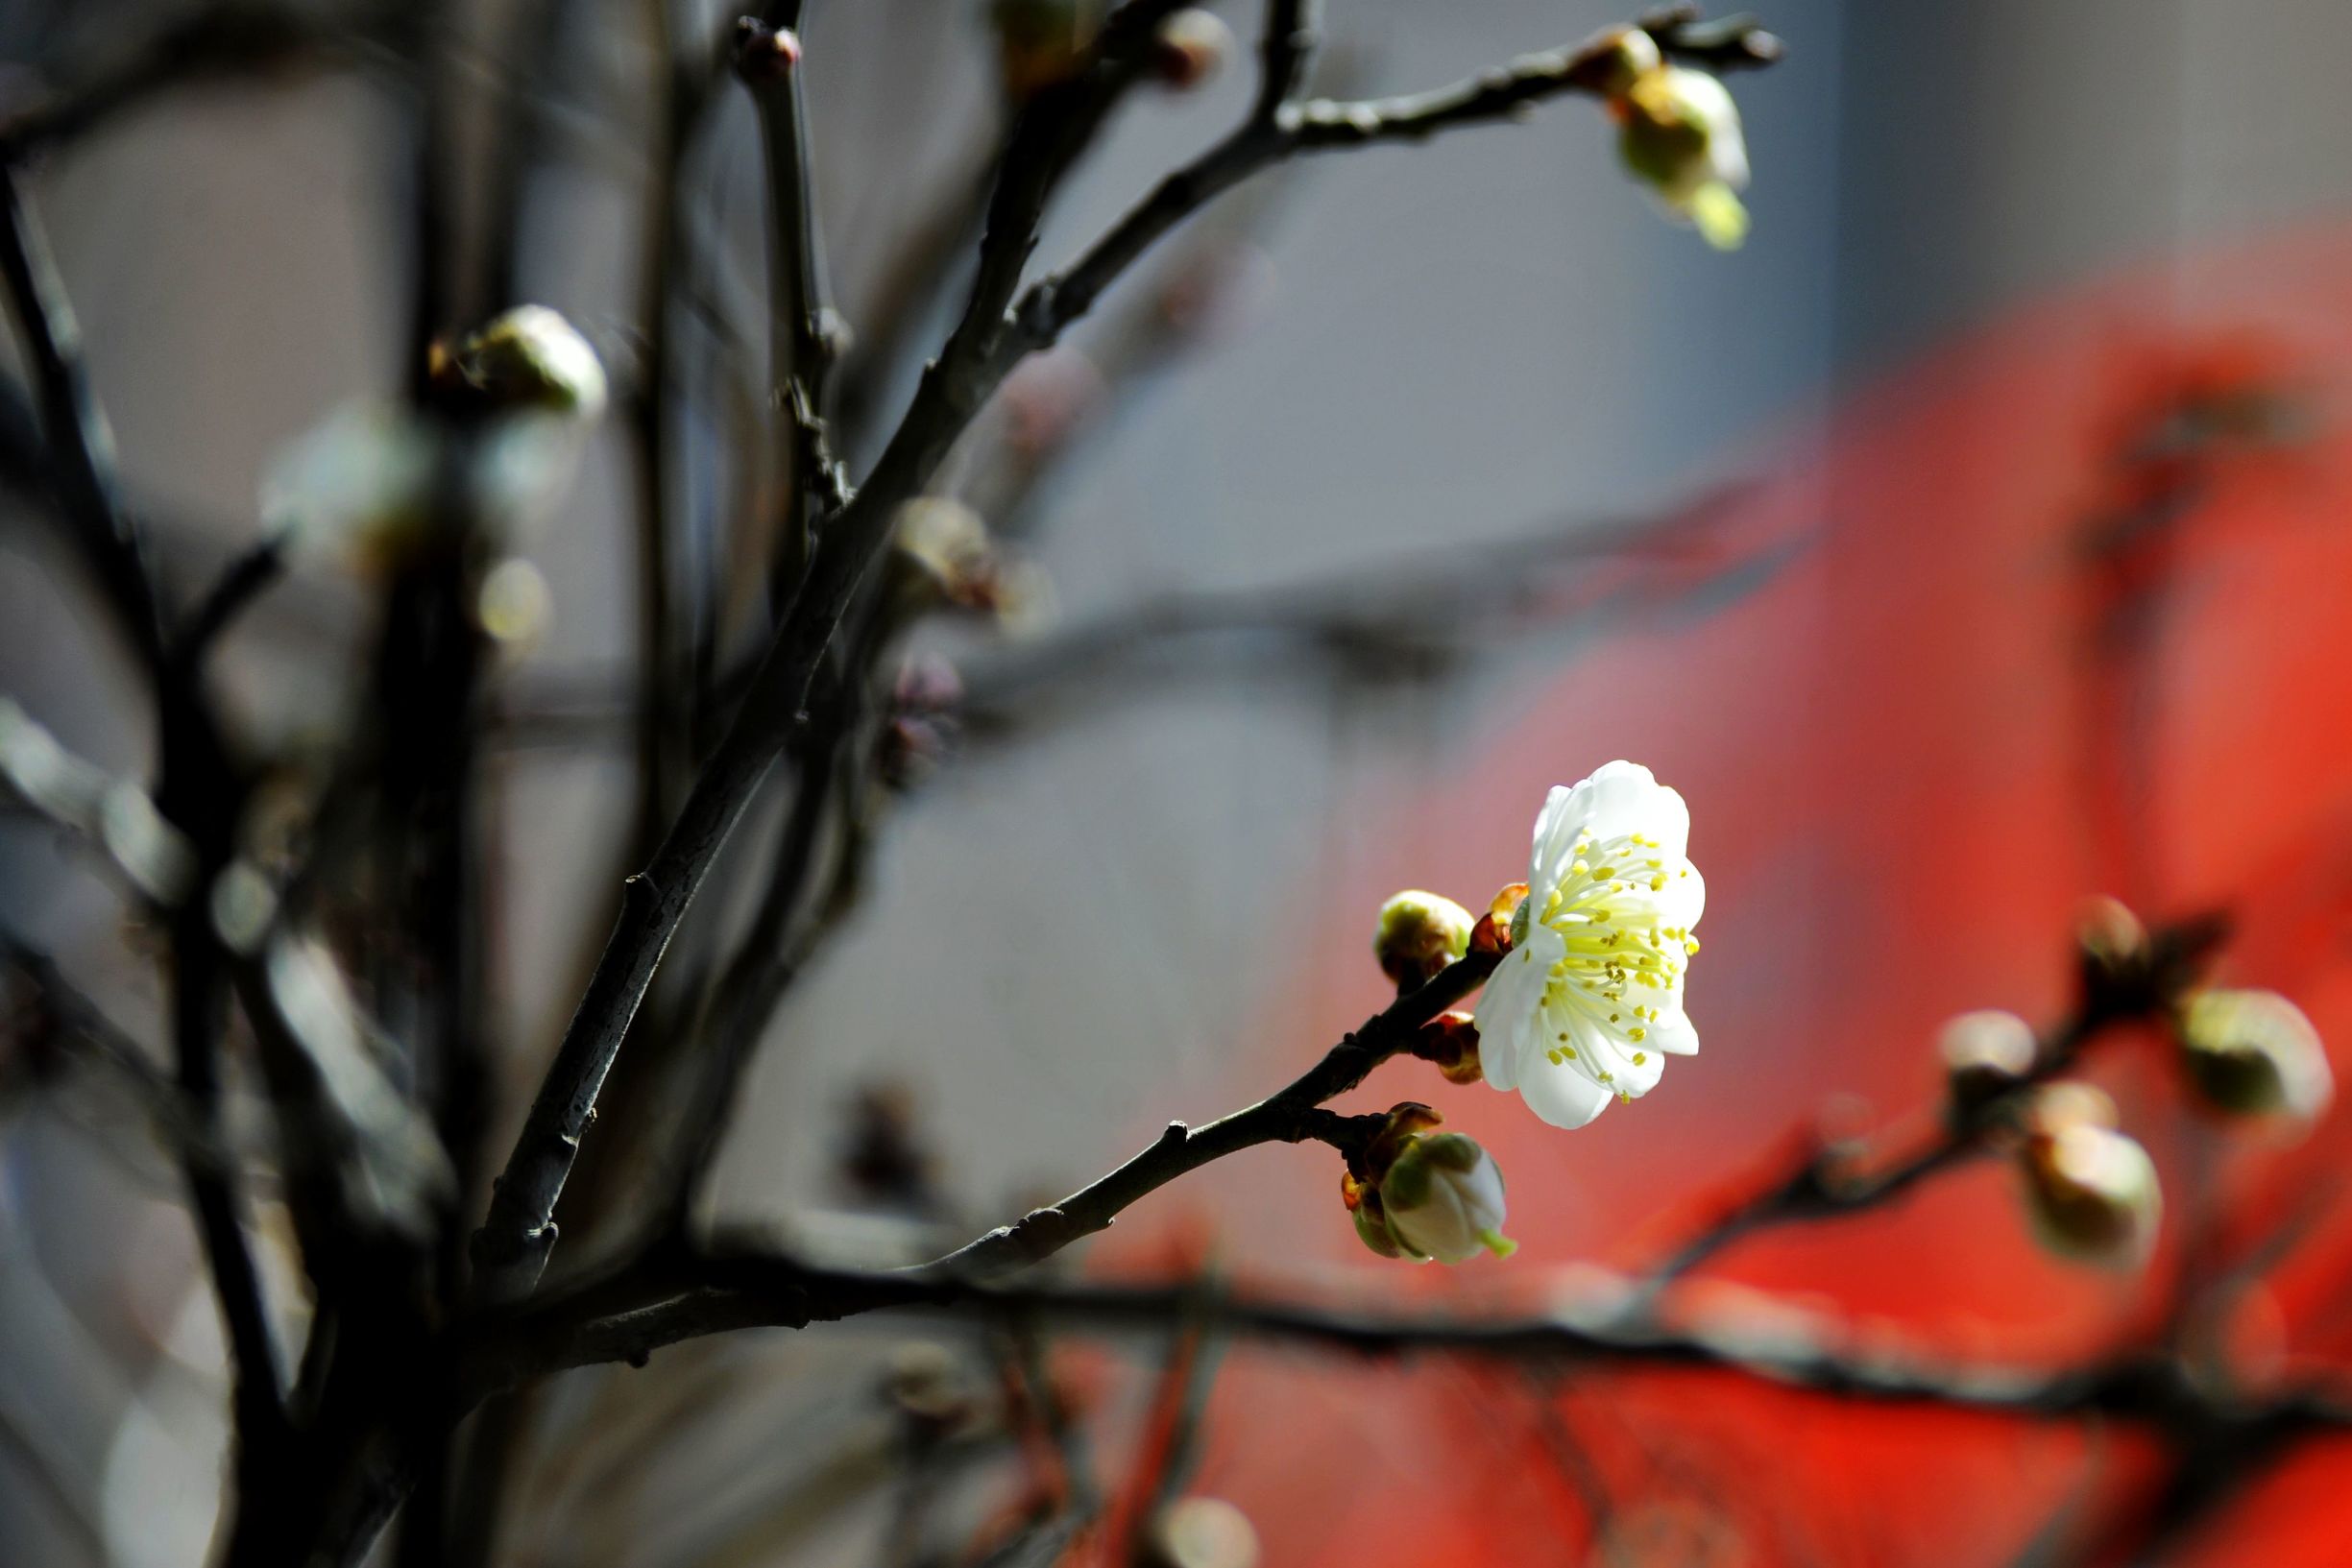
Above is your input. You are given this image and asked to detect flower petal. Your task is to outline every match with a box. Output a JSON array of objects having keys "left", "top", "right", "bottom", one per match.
[
  {"left": 1517, "top": 1059, "right": 1615, "bottom": 1130},
  {"left": 1473, "top": 923, "right": 1563, "bottom": 1094},
  {"left": 1645, "top": 1008, "right": 1701, "bottom": 1057}
]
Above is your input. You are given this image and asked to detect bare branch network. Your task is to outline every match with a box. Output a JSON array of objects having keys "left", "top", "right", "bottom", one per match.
[{"left": 1, "top": 3, "right": 2337, "bottom": 1567}]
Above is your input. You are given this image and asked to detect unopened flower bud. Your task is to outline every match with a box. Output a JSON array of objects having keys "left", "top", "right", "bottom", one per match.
[
  {"left": 1138, "top": 1497, "right": 1260, "bottom": 1568},
  {"left": 441, "top": 304, "right": 609, "bottom": 419},
  {"left": 1416, "top": 1009, "right": 1483, "bottom": 1085},
  {"left": 893, "top": 496, "right": 997, "bottom": 603},
  {"left": 1000, "top": 349, "right": 1105, "bottom": 461},
  {"left": 1938, "top": 1009, "right": 2037, "bottom": 1118},
  {"left": 883, "top": 1341, "right": 971, "bottom": 1433},
  {"left": 476, "top": 557, "right": 551, "bottom": 647},
  {"left": 732, "top": 17, "right": 803, "bottom": 81},
  {"left": 2025, "top": 1080, "right": 2119, "bottom": 1137},
  {"left": 1376, "top": 1131, "right": 1515, "bottom": 1265},
  {"left": 1472, "top": 880, "right": 1530, "bottom": 956},
  {"left": 2074, "top": 895, "right": 2152, "bottom": 1001},
  {"left": 2176, "top": 988, "right": 2332, "bottom": 1121},
  {"left": 1612, "top": 62, "right": 1751, "bottom": 250},
  {"left": 1372, "top": 890, "right": 1473, "bottom": 988},
  {"left": 1151, "top": 9, "right": 1232, "bottom": 89},
  {"left": 2017, "top": 1086, "right": 2160, "bottom": 1267}
]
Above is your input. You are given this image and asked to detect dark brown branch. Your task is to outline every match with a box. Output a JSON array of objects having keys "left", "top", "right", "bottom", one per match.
[
  {"left": 467, "top": 0, "right": 1196, "bottom": 1304},
  {"left": 467, "top": 1242, "right": 2352, "bottom": 1456}
]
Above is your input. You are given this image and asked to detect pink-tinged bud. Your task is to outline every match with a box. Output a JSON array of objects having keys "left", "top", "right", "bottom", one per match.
[
  {"left": 999, "top": 349, "right": 1105, "bottom": 462},
  {"left": 1415, "top": 1010, "right": 1484, "bottom": 1085},
  {"left": 1150, "top": 9, "right": 1233, "bottom": 90},
  {"left": 1471, "top": 880, "right": 1530, "bottom": 956},
  {"left": 732, "top": 18, "right": 803, "bottom": 82}
]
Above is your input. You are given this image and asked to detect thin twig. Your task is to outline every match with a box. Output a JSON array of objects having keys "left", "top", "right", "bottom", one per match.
[
  {"left": 1632, "top": 915, "right": 2230, "bottom": 1297},
  {"left": 173, "top": 534, "right": 289, "bottom": 663},
  {"left": 736, "top": 5, "right": 847, "bottom": 593}
]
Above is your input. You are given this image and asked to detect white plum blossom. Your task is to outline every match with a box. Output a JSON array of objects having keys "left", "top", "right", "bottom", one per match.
[{"left": 1475, "top": 761, "right": 1704, "bottom": 1129}]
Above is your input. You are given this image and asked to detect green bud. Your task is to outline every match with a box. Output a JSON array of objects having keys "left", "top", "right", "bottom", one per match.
[
  {"left": 2177, "top": 988, "right": 2332, "bottom": 1121},
  {"left": 1614, "top": 65, "right": 1751, "bottom": 251},
  {"left": 447, "top": 305, "right": 609, "bottom": 419},
  {"left": 1372, "top": 889, "right": 1473, "bottom": 988}
]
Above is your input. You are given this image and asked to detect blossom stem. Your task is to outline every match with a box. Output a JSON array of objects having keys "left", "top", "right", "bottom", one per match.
[{"left": 913, "top": 951, "right": 1502, "bottom": 1283}]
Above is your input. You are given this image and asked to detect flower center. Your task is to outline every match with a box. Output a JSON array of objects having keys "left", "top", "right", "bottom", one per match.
[{"left": 1534, "top": 832, "right": 1697, "bottom": 1061}]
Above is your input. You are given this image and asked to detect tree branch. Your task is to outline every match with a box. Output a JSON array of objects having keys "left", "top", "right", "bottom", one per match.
[{"left": 466, "top": 0, "right": 1196, "bottom": 1303}]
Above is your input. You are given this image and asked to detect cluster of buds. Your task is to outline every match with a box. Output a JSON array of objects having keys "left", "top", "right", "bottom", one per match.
[
  {"left": 1936, "top": 898, "right": 2330, "bottom": 1266},
  {"left": 266, "top": 304, "right": 608, "bottom": 575},
  {"left": 1342, "top": 1104, "right": 1515, "bottom": 1265},
  {"left": 1581, "top": 26, "right": 1752, "bottom": 250}
]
